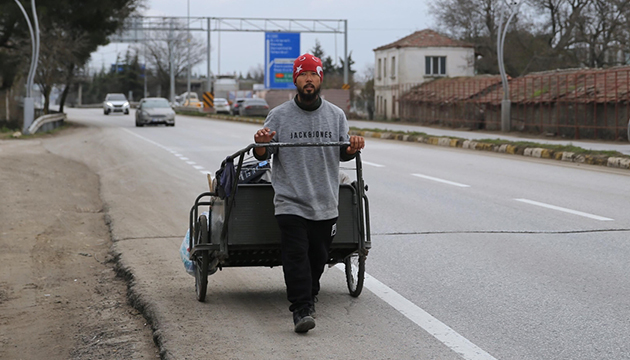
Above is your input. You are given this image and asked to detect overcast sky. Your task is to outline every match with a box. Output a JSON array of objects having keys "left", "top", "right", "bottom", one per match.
[{"left": 91, "top": 0, "right": 435, "bottom": 81}]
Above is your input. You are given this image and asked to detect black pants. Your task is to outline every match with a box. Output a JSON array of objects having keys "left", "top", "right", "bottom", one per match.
[{"left": 276, "top": 215, "right": 337, "bottom": 312}]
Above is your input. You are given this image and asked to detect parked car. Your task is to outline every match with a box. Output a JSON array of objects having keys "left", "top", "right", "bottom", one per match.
[
  {"left": 183, "top": 98, "right": 203, "bottom": 109},
  {"left": 135, "top": 97, "right": 176, "bottom": 127},
  {"left": 103, "top": 93, "right": 130, "bottom": 115},
  {"left": 239, "top": 98, "right": 270, "bottom": 117},
  {"left": 214, "top": 98, "right": 230, "bottom": 114},
  {"left": 230, "top": 98, "right": 246, "bottom": 115}
]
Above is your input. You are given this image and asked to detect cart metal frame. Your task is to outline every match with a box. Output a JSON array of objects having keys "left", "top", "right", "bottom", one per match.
[{"left": 188, "top": 142, "right": 371, "bottom": 302}]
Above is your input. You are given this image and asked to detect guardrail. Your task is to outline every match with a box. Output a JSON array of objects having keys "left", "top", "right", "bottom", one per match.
[{"left": 27, "top": 113, "right": 66, "bottom": 135}]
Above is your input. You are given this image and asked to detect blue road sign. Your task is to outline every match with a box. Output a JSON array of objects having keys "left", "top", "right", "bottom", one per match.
[{"left": 265, "top": 33, "right": 300, "bottom": 89}]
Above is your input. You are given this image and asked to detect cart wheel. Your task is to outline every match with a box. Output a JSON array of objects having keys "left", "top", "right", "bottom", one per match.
[
  {"left": 194, "top": 215, "right": 209, "bottom": 302},
  {"left": 344, "top": 252, "right": 365, "bottom": 297}
]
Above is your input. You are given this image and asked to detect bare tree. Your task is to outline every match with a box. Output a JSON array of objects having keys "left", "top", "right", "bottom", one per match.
[
  {"left": 430, "top": 0, "right": 630, "bottom": 73},
  {"left": 431, "top": 0, "right": 500, "bottom": 41},
  {"left": 35, "top": 24, "right": 87, "bottom": 113},
  {"left": 136, "top": 26, "right": 207, "bottom": 98},
  {"left": 528, "top": 0, "right": 590, "bottom": 50},
  {"left": 573, "top": 0, "right": 630, "bottom": 67},
  {"left": 247, "top": 64, "right": 264, "bottom": 83},
  {"left": 430, "top": 0, "right": 502, "bottom": 74}
]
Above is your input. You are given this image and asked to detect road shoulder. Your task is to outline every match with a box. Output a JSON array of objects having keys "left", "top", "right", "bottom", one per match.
[{"left": 0, "top": 138, "right": 158, "bottom": 359}]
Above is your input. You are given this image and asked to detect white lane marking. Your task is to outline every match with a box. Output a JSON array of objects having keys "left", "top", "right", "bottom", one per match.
[
  {"left": 200, "top": 170, "right": 212, "bottom": 175},
  {"left": 362, "top": 161, "right": 385, "bottom": 168},
  {"left": 514, "top": 198, "right": 614, "bottom": 221},
  {"left": 412, "top": 173, "right": 471, "bottom": 188},
  {"left": 335, "top": 266, "right": 497, "bottom": 360},
  {"left": 122, "top": 128, "right": 172, "bottom": 152},
  {"left": 122, "top": 128, "right": 208, "bottom": 176}
]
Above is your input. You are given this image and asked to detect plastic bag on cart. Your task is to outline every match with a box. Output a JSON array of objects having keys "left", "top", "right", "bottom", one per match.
[
  {"left": 180, "top": 211, "right": 209, "bottom": 277},
  {"left": 238, "top": 159, "right": 271, "bottom": 184},
  {"left": 215, "top": 158, "right": 271, "bottom": 199}
]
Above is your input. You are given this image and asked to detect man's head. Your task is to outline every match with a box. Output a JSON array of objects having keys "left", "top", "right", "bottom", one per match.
[{"left": 293, "top": 54, "right": 323, "bottom": 102}]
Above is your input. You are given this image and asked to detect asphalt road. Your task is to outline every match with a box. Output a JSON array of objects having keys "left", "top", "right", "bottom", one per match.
[{"left": 44, "top": 108, "right": 630, "bottom": 359}]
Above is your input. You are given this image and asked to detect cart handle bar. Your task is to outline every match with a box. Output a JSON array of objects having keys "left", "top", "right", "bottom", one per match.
[{"left": 221, "top": 142, "right": 351, "bottom": 167}]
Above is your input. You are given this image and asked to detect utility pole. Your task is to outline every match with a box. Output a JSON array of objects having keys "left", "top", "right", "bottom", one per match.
[
  {"left": 497, "top": 0, "right": 521, "bottom": 132},
  {"left": 186, "top": 0, "right": 191, "bottom": 104},
  {"left": 211, "top": 18, "right": 212, "bottom": 92},
  {"left": 169, "top": 20, "right": 175, "bottom": 103},
  {"left": 343, "top": 20, "right": 348, "bottom": 86}
]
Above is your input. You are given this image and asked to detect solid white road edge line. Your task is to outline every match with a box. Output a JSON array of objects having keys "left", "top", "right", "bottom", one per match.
[
  {"left": 412, "top": 173, "right": 471, "bottom": 188},
  {"left": 334, "top": 265, "right": 497, "bottom": 360},
  {"left": 514, "top": 198, "right": 614, "bottom": 221}
]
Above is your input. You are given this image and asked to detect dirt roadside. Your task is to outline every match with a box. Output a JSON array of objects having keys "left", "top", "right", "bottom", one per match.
[{"left": 0, "top": 134, "right": 159, "bottom": 359}]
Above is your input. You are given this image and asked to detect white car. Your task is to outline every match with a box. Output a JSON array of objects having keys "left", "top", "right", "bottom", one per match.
[
  {"left": 103, "top": 93, "right": 130, "bottom": 115},
  {"left": 214, "top": 98, "right": 230, "bottom": 114}
]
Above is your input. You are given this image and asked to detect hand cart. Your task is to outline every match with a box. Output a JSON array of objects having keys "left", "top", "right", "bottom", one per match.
[{"left": 188, "top": 142, "right": 371, "bottom": 302}]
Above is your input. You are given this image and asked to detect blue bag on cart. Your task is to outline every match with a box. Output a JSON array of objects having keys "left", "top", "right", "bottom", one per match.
[
  {"left": 180, "top": 211, "right": 210, "bottom": 276},
  {"left": 180, "top": 229, "right": 195, "bottom": 276}
]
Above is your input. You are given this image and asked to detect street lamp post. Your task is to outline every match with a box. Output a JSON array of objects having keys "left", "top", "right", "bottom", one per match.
[
  {"left": 14, "top": 0, "right": 40, "bottom": 134},
  {"left": 186, "top": 0, "right": 191, "bottom": 105},
  {"left": 497, "top": 0, "right": 521, "bottom": 132}
]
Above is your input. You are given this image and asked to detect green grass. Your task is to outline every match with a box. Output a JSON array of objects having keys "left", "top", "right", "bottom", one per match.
[{"left": 175, "top": 110, "right": 208, "bottom": 117}]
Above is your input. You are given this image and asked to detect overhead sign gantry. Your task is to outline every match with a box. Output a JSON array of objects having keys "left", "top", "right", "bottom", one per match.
[{"left": 110, "top": 16, "right": 348, "bottom": 100}]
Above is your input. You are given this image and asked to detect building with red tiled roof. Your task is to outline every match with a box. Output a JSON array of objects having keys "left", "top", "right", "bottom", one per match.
[
  {"left": 374, "top": 29, "right": 475, "bottom": 119},
  {"left": 374, "top": 29, "right": 475, "bottom": 51}
]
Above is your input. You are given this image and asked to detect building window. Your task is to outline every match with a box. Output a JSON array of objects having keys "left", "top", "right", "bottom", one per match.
[
  {"left": 384, "top": 58, "right": 387, "bottom": 78},
  {"left": 384, "top": 99, "right": 387, "bottom": 117},
  {"left": 391, "top": 56, "right": 396, "bottom": 78},
  {"left": 392, "top": 95, "right": 396, "bottom": 116},
  {"left": 425, "top": 56, "right": 446, "bottom": 75},
  {"left": 378, "top": 58, "right": 382, "bottom": 79}
]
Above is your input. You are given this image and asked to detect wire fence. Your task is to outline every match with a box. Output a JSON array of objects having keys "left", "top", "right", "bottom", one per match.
[{"left": 389, "top": 67, "right": 630, "bottom": 140}]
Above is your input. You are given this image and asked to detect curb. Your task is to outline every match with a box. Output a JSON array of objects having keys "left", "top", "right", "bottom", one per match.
[{"left": 187, "top": 113, "right": 630, "bottom": 171}]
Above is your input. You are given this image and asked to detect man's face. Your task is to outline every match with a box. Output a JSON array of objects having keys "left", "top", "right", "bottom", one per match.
[{"left": 295, "top": 70, "right": 321, "bottom": 102}]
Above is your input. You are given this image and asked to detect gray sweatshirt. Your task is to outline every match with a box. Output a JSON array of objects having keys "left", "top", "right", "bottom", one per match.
[{"left": 261, "top": 98, "right": 350, "bottom": 221}]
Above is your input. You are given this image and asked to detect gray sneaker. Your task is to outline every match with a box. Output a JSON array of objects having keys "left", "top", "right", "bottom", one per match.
[{"left": 293, "top": 307, "right": 315, "bottom": 333}]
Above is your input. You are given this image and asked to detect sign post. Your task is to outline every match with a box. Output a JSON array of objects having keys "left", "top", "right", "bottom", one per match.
[{"left": 265, "top": 33, "right": 300, "bottom": 90}]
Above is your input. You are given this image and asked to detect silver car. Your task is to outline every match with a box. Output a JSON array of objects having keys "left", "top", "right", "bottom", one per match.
[
  {"left": 103, "top": 93, "right": 130, "bottom": 115},
  {"left": 135, "top": 97, "right": 176, "bottom": 127},
  {"left": 239, "top": 98, "right": 270, "bottom": 117}
]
